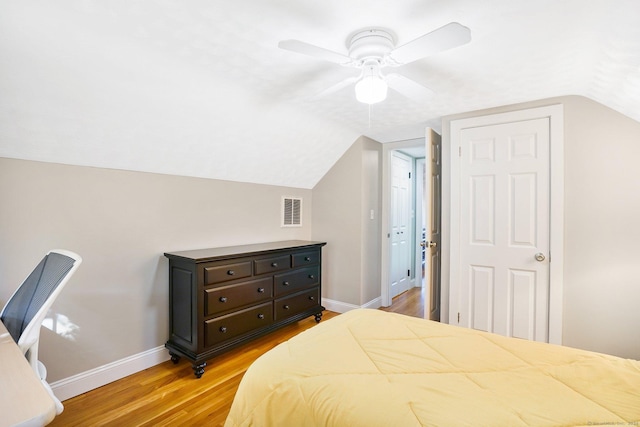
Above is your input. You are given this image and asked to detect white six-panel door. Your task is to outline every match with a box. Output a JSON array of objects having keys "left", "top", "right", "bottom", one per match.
[
  {"left": 458, "top": 118, "right": 550, "bottom": 342},
  {"left": 390, "top": 151, "right": 412, "bottom": 298},
  {"left": 425, "top": 129, "right": 442, "bottom": 321}
]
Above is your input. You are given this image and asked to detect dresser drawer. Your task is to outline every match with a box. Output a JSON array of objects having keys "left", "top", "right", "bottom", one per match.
[
  {"left": 274, "top": 266, "right": 319, "bottom": 296},
  {"left": 204, "top": 277, "right": 273, "bottom": 316},
  {"left": 204, "top": 302, "right": 273, "bottom": 347},
  {"left": 292, "top": 250, "right": 320, "bottom": 267},
  {"left": 254, "top": 254, "right": 291, "bottom": 275},
  {"left": 203, "top": 260, "right": 252, "bottom": 285},
  {"left": 275, "top": 288, "right": 320, "bottom": 320}
]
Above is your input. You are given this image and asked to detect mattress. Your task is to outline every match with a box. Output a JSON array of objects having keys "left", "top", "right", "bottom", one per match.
[{"left": 225, "top": 309, "right": 640, "bottom": 426}]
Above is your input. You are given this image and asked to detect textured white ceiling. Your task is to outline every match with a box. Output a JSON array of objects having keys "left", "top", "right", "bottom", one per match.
[{"left": 1, "top": 0, "right": 639, "bottom": 188}]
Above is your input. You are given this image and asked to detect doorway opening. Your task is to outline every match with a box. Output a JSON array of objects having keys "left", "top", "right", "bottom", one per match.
[{"left": 380, "top": 138, "right": 426, "bottom": 318}]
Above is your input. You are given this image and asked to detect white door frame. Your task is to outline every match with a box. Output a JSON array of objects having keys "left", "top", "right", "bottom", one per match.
[
  {"left": 414, "top": 157, "right": 426, "bottom": 294},
  {"left": 446, "top": 104, "right": 564, "bottom": 344},
  {"left": 380, "top": 137, "right": 425, "bottom": 307}
]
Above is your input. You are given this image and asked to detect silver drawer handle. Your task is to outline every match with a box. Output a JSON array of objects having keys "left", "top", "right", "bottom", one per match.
[
  {"left": 257, "top": 287, "right": 265, "bottom": 293},
  {"left": 219, "top": 297, "right": 227, "bottom": 303},
  {"left": 257, "top": 313, "right": 265, "bottom": 319},
  {"left": 219, "top": 326, "right": 227, "bottom": 333},
  {"left": 271, "top": 262, "right": 278, "bottom": 267},
  {"left": 227, "top": 270, "right": 235, "bottom": 276}
]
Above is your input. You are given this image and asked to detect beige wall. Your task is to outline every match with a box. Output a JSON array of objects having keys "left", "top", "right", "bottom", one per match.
[
  {"left": 562, "top": 96, "right": 640, "bottom": 359},
  {"left": 360, "top": 138, "right": 382, "bottom": 304},
  {"left": 312, "top": 136, "right": 382, "bottom": 307},
  {"left": 442, "top": 95, "right": 640, "bottom": 359},
  {"left": 0, "top": 158, "right": 312, "bottom": 382}
]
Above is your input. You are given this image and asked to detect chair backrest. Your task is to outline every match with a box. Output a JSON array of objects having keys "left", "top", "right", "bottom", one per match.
[{"left": 0, "top": 249, "right": 82, "bottom": 368}]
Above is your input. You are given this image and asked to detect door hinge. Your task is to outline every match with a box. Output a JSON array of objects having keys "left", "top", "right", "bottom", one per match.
[
  {"left": 457, "top": 312, "right": 460, "bottom": 323},
  {"left": 458, "top": 146, "right": 462, "bottom": 157},
  {"left": 408, "top": 171, "right": 411, "bottom": 179},
  {"left": 407, "top": 269, "right": 410, "bottom": 277}
]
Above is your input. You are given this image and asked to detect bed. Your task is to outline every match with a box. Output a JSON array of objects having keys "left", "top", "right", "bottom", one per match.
[{"left": 225, "top": 309, "right": 640, "bottom": 426}]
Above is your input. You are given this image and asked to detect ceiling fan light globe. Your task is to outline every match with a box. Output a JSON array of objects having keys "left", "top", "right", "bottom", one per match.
[{"left": 355, "top": 76, "right": 388, "bottom": 104}]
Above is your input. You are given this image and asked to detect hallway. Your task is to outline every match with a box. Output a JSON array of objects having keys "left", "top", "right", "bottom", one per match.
[{"left": 379, "top": 286, "right": 424, "bottom": 318}]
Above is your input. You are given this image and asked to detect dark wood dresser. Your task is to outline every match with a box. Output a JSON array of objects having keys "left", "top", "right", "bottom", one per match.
[{"left": 164, "top": 240, "right": 326, "bottom": 377}]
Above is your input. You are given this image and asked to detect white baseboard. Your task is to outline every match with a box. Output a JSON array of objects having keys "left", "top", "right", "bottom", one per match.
[
  {"left": 362, "top": 296, "right": 382, "bottom": 309},
  {"left": 50, "top": 298, "right": 383, "bottom": 402},
  {"left": 50, "top": 345, "right": 170, "bottom": 402},
  {"left": 322, "top": 297, "right": 381, "bottom": 313}
]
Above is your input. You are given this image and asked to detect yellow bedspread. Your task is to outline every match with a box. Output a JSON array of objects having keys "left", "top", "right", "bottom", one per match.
[{"left": 225, "top": 309, "right": 640, "bottom": 426}]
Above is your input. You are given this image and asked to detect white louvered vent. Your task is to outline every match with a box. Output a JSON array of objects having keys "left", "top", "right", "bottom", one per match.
[{"left": 282, "top": 197, "right": 302, "bottom": 227}]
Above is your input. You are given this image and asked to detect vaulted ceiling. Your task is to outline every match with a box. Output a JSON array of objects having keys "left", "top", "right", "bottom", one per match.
[{"left": 1, "top": 1, "right": 639, "bottom": 188}]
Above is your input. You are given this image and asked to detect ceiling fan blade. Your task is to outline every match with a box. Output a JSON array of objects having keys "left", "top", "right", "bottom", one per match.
[
  {"left": 310, "top": 75, "right": 360, "bottom": 100},
  {"left": 386, "top": 73, "right": 433, "bottom": 101},
  {"left": 278, "top": 40, "right": 354, "bottom": 65},
  {"left": 389, "top": 22, "right": 471, "bottom": 65}
]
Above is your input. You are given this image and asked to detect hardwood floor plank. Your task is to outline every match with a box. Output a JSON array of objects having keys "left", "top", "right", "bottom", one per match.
[
  {"left": 379, "top": 286, "right": 424, "bottom": 318},
  {"left": 49, "top": 312, "right": 339, "bottom": 427},
  {"left": 49, "top": 290, "right": 424, "bottom": 426}
]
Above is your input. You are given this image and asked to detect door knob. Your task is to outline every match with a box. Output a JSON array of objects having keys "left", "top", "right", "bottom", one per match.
[
  {"left": 429, "top": 242, "right": 437, "bottom": 248},
  {"left": 535, "top": 253, "right": 546, "bottom": 262}
]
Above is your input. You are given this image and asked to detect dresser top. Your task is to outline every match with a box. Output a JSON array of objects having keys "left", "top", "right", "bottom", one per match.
[{"left": 164, "top": 240, "right": 326, "bottom": 263}]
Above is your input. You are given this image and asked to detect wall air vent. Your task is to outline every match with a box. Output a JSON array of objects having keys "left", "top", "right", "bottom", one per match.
[{"left": 282, "top": 197, "right": 302, "bottom": 227}]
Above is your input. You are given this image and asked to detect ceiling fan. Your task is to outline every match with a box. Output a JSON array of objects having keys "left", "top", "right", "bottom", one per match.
[{"left": 278, "top": 22, "right": 471, "bottom": 104}]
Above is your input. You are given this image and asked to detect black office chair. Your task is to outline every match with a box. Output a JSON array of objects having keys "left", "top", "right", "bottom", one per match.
[{"left": 1, "top": 249, "right": 82, "bottom": 415}]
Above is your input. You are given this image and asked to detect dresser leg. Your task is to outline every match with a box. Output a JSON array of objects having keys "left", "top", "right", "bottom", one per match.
[
  {"left": 314, "top": 312, "right": 323, "bottom": 323},
  {"left": 169, "top": 352, "right": 181, "bottom": 364},
  {"left": 192, "top": 362, "right": 207, "bottom": 378}
]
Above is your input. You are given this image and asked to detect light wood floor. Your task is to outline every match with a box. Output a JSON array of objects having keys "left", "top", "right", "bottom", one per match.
[
  {"left": 49, "top": 289, "right": 423, "bottom": 426},
  {"left": 379, "top": 286, "right": 424, "bottom": 318}
]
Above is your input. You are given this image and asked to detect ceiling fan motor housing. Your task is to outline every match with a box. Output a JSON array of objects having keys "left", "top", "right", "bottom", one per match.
[{"left": 348, "top": 28, "right": 395, "bottom": 64}]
